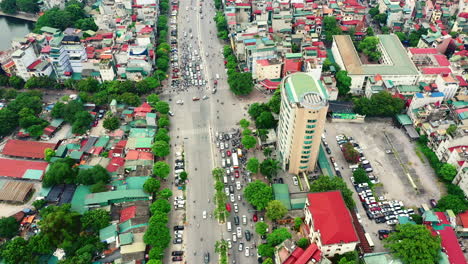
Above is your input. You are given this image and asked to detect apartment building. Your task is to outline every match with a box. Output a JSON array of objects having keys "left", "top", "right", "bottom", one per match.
[{"left": 277, "top": 72, "right": 328, "bottom": 174}]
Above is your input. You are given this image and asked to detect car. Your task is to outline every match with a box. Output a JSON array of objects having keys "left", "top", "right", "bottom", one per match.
[
  {"left": 330, "top": 157, "right": 336, "bottom": 163},
  {"left": 336, "top": 170, "right": 342, "bottom": 177},
  {"left": 236, "top": 227, "right": 242, "bottom": 238},
  {"left": 224, "top": 187, "right": 229, "bottom": 196},
  {"left": 245, "top": 247, "right": 250, "bottom": 257},
  {"left": 227, "top": 239, "right": 232, "bottom": 248},
  {"left": 204, "top": 252, "right": 210, "bottom": 264},
  {"left": 232, "top": 233, "right": 237, "bottom": 242},
  {"left": 203, "top": 211, "right": 207, "bottom": 219},
  {"left": 238, "top": 242, "right": 244, "bottom": 251},
  {"left": 173, "top": 238, "right": 183, "bottom": 244},
  {"left": 229, "top": 185, "right": 234, "bottom": 193},
  {"left": 172, "top": 256, "right": 183, "bottom": 261},
  {"left": 176, "top": 100, "right": 184, "bottom": 105},
  {"left": 226, "top": 150, "right": 232, "bottom": 156},
  {"left": 242, "top": 215, "right": 247, "bottom": 225},
  {"left": 226, "top": 203, "right": 231, "bottom": 212},
  {"left": 292, "top": 176, "right": 299, "bottom": 186},
  {"left": 245, "top": 230, "right": 251, "bottom": 241},
  {"left": 253, "top": 214, "right": 258, "bottom": 222},
  {"left": 236, "top": 181, "right": 241, "bottom": 190},
  {"left": 237, "top": 194, "right": 242, "bottom": 201},
  {"left": 174, "top": 230, "right": 183, "bottom": 235},
  {"left": 192, "top": 97, "right": 200, "bottom": 101},
  {"left": 172, "top": 251, "right": 184, "bottom": 256},
  {"left": 326, "top": 147, "right": 332, "bottom": 154},
  {"left": 230, "top": 194, "right": 235, "bottom": 202},
  {"left": 233, "top": 203, "right": 239, "bottom": 213},
  {"left": 430, "top": 199, "right": 437, "bottom": 208},
  {"left": 234, "top": 215, "right": 240, "bottom": 225},
  {"left": 174, "top": 225, "right": 184, "bottom": 231},
  {"left": 361, "top": 160, "right": 370, "bottom": 165},
  {"left": 168, "top": 111, "right": 174, "bottom": 116}
]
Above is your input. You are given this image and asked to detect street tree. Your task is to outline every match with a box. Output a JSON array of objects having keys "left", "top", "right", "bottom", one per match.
[
  {"left": 263, "top": 147, "right": 273, "bottom": 157},
  {"left": 239, "top": 119, "right": 250, "bottom": 129},
  {"left": 155, "top": 101, "right": 170, "bottom": 114},
  {"left": 262, "top": 258, "right": 274, "bottom": 264},
  {"left": 179, "top": 171, "right": 188, "bottom": 182},
  {"left": 143, "top": 178, "right": 161, "bottom": 194},
  {"left": 246, "top": 158, "right": 260, "bottom": 173},
  {"left": 266, "top": 200, "right": 288, "bottom": 221},
  {"left": 353, "top": 168, "right": 370, "bottom": 184},
  {"left": 384, "top": 224, "right": 441, "bottom": 264},
  {"left": 438, "top": 163, "right": 458, "bottom": 182},
  {"left": 369, "top": 7, "right": 379, "bottom": 17},
  {"left": 158, "top": 116, "right": 170, "bottom": 128},
  {"left": 150, "top": 212, "right": 169, "bottom": 225},
  {"left": 152, "top": 141, "right": 170, "bottom": 157},
  {"left": 256, "top": 111, "right": 276, "bottom": 129},
  {"left": 260, "top": 159, "right": 281, "bottom": 179},
  {"left": 244, "top": 180, "right": 273, "bottom": 210},
  {"left": 43, "top": 158, "right": 76, "bottom": 187},
  {"left": 297, "top": 238, "right": 310, "bottom": 249},
  {"left": 153, "top": 161, "right": 170, "bottom": 179},
  {"left": 148, "top": 247, "right": 165, "bottom": 261},
  {"left": 39, "top": 204, "right": 81, "bottom": 247},
  {"left": 8, "top": 75, "right": 25, "bottom": 89},
  {"left": 76, "top": 165, "right": 110, "bottom": 186},
  {"left": 310, "top": 176, "right": 355, "bottom": 209},
  {"left": 342, "top": 142, "right": 360, "bottom": 163},
  {"left": 336, "top": 70, "right": 351, "bottom": 96},
  {"left": 143, "top": 223, "right": 170, "bottom": 248},
  {"left": 267, "top": 228, "right": 292, "bottom": 246},
  {"left": 81, "top": 209, "right": 111, "bottom": 232},
  {"left": 435, "top": 195, "right": 468, "bottom": 214},
  {"left": 103, "top": 116, "right": 120, "bottom": 130},
  {"left": 255, "top": 221, "right": 268, "bottom": 236},
  {"left": 212, "top": 168, "right": 224, "bottom": 180},
  {"left": 0, "top": 217, "right": 19, "bottom": 239},
  {"left": 147, "top": 94, "right": 160, "bottom": 108},
  {"left": 154, "top": 128, "right": 170, "bottom": 143},
  {"left": 248, "top": 103, "right": 270, "bottom": 119},
  {"left": 258, "top": 243, "right": 275, "bottom": 258},
  {"left": 242, "top": 128, "right": 252, "bottom": 136},
  {"left": 150, "top": 199, "right": 171, "bottom": 214},
  {"left": 257, "top": 128, "right": 269, "bottom": 142},
  {"left": 294, "top": 217, "right": 303, "bottom": 231},
  {"left": 242, "top": 135, "right": 257, "bottom": 149},
  {"left": 44, "top": 148, "right": 55, "bottom": 162},
  {"left": 158, "top": 188, "right": 173, "bottom": 199},
  {"left": 353, "top": 91, "right": 404, "bottom": 117}
]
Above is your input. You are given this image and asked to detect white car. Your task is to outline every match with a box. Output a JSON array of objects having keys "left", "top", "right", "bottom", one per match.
[
  {"left": 236, "top": 181, "right": 241, "bottom": 190},
  {"left": 221, "top": 152, "right": 225, "bottom": 158},
  {"left": 242, "top": 215, "right": 247, "bottom": 225},
  {"left": 234, "top": 203, "right": 239, "bottom": 213},
  {"left": 174, "top": 233, "right": 183, "bottom": 238},
  {"left": 225, "top": 187, "right": 230, "bottom": 196},
  {"left": 203, "top": 211, "right": 207, "bottom": 219},
  {"left": 237, "top": 195, "right": 242, "bottom": 201},
  {"left": 245, "top": 247, "right": 250, "bottom": 257},
  {"left": 227, "top": 239, "right": 232, "bottom": 248},
  {"left": 220, "top": 143, "right": 225, "bottom": 150},
  {"left": 292, "top": 176, "right": 299, "bottom": 186},
  {"left": 238, "top": 242, "right": 244, "bottom": 251},
  {"left": 168, "top": 111, "right": 174, "bottom": 116},
  {"left": 174, "top": 230, "right": 183, "bottom": 235},
  {"left": 232, "top": 233, "right": 237, "bottom": 242},
  {"left": 236, "top": 227, "right": 242, "bottom": 238},
  {"left": 176, "top": 100, "right": 184, "bottom": 105},
  {"left": 230, "top": 194, "right": 235, "bottom": 202}
]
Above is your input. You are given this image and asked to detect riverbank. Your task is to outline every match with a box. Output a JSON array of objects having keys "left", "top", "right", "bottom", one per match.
[{"left": 0, "top": 11, "right": 38, "bottom": 22}]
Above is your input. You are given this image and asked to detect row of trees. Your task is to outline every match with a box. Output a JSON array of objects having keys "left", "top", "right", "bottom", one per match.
[
  {"left": 0, "top": 204, "right": 109, "bottom": 263},
  {"left": 0, "top": 0, "right": 39, "bottom": 14},
  {"left": 34, "top": 0, "right": 98, "bottom": 32},
  {"left": 212, "top": 168, "right": 229, "bottom": 222},
  {"left": 223, "top": 45, "right": 254, "bottom": 96},
  {"left": 353, "top": 91, "right": 405, "bottom": 117},
  {"left": 416, "top": 136, "right": 468, "bottom": 214},
  {"left": 214, "top": 11, "right": 229, "bottom": 40}
]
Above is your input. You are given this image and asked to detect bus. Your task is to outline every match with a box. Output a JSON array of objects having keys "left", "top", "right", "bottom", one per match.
[
  {"left": 364, "top": 233, "right": 375, "bottom": 249},
  {"left": 232, "top": 153, "right": 239, "bottom": 169}
]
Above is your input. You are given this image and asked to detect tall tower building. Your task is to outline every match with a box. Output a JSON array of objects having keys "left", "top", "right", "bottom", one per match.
[{"left": 277, "top": 72, "right": 329, "bottom": 175}]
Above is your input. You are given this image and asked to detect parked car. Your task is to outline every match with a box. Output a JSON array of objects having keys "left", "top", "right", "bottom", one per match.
[
  {"left": 245, "top": 230, "right": 251, "bottom": 241},
  {"left": 173, "top": 238, "right": 183, "bottom": 244},
  {"left": 172, "top": 251, "right": 184, "bottom": 256},
  {"left": 172, "top": 256, "right": 183, "bottom": 261},
  {"left": 173, "top": 225, "right": 184, "bottom": 231},
  {"left": 430, "top": 199, "right": 437, "bottom": 208},
  {"left": 292, "top": 176, "right": 299, "bottom": 186}
]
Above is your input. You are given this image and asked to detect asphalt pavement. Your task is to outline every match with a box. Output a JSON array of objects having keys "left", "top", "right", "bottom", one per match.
[{"left": 162, "top": 0, "right": 257, "bottom": 263}]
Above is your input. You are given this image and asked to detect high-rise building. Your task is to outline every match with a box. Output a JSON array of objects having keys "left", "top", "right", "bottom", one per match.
[{"left": 277, "top": 72, "right": 328, "bottom": 175}]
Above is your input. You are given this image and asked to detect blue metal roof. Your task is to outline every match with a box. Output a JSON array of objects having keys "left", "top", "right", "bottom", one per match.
[{"left": 431, "top": 92, "right": 444, "bottom": 97}]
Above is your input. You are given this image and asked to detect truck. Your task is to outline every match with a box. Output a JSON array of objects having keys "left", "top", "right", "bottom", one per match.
[
  {"left": 232, "top": 153, "right": 239, "bottom": 169},
  {"left": 237, "top": 148, "right": 243, "bottom": 158}
]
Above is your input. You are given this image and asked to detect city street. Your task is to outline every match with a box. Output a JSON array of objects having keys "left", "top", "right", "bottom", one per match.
[{"left": 162, "top": 0, "right": 258, "bottom": 263}]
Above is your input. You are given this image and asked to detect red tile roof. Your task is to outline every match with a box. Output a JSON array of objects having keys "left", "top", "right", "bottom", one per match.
[
  {"left": 306, "top": 191, "right": 358, "bottom": 245},
  {"left": 283, "top": 247, "right": 304, "bottom": 264},
  {"left": 295, "top": 243, "right": 321, "bottom": 264},
  {"left": 437, "top": 226, "right": 467, "bottom": 264},
  {"left": 459, "top": 211, "right": 468, "bottom": 228},
  {"left": 422, "top": 67, "right": 452, "bottom": 74},
  {"left": 456, "top": 76, "right": 468, "bottom": 87},
  {"left": 120, "top": 206, "right": 137, "bottom": 222},
  {"left": 2, "top": 140, "right": 57, "bottom": 159},
  {"left": 283, "top": 58, "right": 302, "bottom": 76},
  {"left": 409, "top": 48, "right": 439, "bottom": 54},
  {"left": 434, "top": 55, "right": 450, "bottom": 66},
  {"left": 0, "top": 158, "right": 48, "bottom": 179},
  {"left": 107, "top": 157, "right": 125, "bottom": 172},
  {"left": 27, "top": 59, "right": 42, "bottom": 70},
  {"left": 125, "top": 150, "right": 154, "bottom": 160}
]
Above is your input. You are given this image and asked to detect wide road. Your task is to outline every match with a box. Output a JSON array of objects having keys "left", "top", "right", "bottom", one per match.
[{"left": 162, "top": 0, "right": 257, "bottom": 263}]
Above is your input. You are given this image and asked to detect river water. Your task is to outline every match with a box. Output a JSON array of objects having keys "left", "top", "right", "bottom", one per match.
[{"left": 0, "top": 16, "right": 34, "bottom": 51}]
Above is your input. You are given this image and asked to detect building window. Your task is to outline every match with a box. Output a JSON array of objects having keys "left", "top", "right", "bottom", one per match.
[
  {"left": 307, "top": 119, "right": 317, "bottom": 123},
  {"left": 304, "top": 136, "right": 313, "bottom": 140},
  {"left": 303, "top": 145, "right": 312, "bottom": 149},
  {"left": 300, "top": 160, "right": 308, "bottom": 164},
  {"left": 304, "top": 140, "right": 312, "bottom": 144},
  {"left": 305, "top": 130, "right": 315, "bottom": 134},
  {"left": 299, "top": 165, "right": 308, "bottom": 169},
  {"left": 301, "top": 155, "right": 310, "bottom": 159},
  {"left": 306, "top": 125, "right": 316, "bottom": 129},
  {"left": 302, "top": 150, "right": 311, "bottom": 154}
]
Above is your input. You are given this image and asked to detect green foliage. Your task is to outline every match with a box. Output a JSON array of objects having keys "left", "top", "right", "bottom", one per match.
[
  {"left": 257, "top": 128, "right": 269, "bottom": 142},
  {"left": 158, "top": 116, "right": 170, "bottom": 128},
  {"left": 244, "top": 180, "right": 273, "bottom": 210},
  {"left": 246, "top": 158, "right": 259, "bottom": 173},
  {"left": 384, "top": 224, "right": 441, "bottom": 264},
  {"left": 150, "top": 199, "right": 171, "bottom": 214},
  {"left": 255, "top": 221, "right": 268, "bottom": 236},
  {"left": 256, "top": 111, "right": 276, "bottom": 129},
  {"left": 149, "top": 246, "right": 165, "bottom": 260},
  {"left": 411, "top": 214, "right": 423, "bottom": 224},
  {"left": 239, "top": 118, "right": 250, "bottom": 129},
  {"left": 267, "top": 89, "right": 281, "bottom": 114},
  {"left": 143, "top": 222, "right": 171, "bottom": 248},
  {"left": 158, "top": 188, "right": 173, "bottom": 199},
  {"left": 366, "top": 26, "right": 375, "bottom": 36},
  {"left": 297, "top": 237, "right": 310, "bottom": 249},
  {"left": 8, "top": 75, "right": 24, "bottom": 89},
  {"left": 24, "top": 76, "right": 56, "bottom": 89},
  {"left": 214, "top": 11, "right": 228, "bottom": 40},
  {"left": 353, "top": 91, "right": 405, "bottom": 117},
  {"left": 90, "top": 181, "right": 107, "bottom": 193},
  {"left": 32, "top": 199, "right": 47, "bottom": 210},
  {"left": 260, "top": 159, "right": 281, "bottom": 179},
  {"left": 34, "top": 2, "right": 89, "bottom": 31},
  {"left": 39, "top": 204, "right": 81, "bottom": 247},
  {"left": 155, "top": 101, "right": 170, "bottom": 114},
  {"left": 374, "top": 13, "right": 387, "bottom": 24},
  {"left": 0, "top": 0, "right": 17, "bottom": 14},
  {"left": 147, "top": 94, "right": 160, "bottom": 108},
  {"left": 336, "top": 70, "right": 352, "bottom": 96},
  {"left": 294, "top": 217, "right": 303, "bottom": 231},
  {"left": 323, "top": 16, "right": 342, "bottom": 43},
  {"left": 446, "top": 124, "right": 457, "bottom": 137},
  {"left": 369, "top": 7, "right": 379, "bottom": 17},
  {"left": 310, "top": 176, "right": 355, "bottom": 209},
  {"left": 248, "top": 103, "right": 270, "bottom": 119},
  {"left": 242, "top": 129, "right": 252, "bottom": 136},
  {"left": 81, "top": 209, "right": 111, "bottom": 232},
  {"left": 358, "top": 37, "right": 381, "bottom": 61},
  {"left": 152, "top": 140, "right": 170, "bottom": 157},
  {"left": 117, "top": 92, "right": 141, "bottom": 106},
  {"left": 241, "top": 135, "right": 257, "bottom": 149},
  {"left": 266, "top": 227, "right": 292, "bottom": 246},
  {"left": 353, "top": 168, "right": 370, "bottom": 184},
  {"left": 0, "top": 237, "right": 32, "bottom": 264},
  {"left": 143, "top": 178, "right": 161, "bottom": 194},
  {"left": 0, "top": 108, "right": 18, "bottom": 136},
  {"left": 153, "top": 161, "right": 170, "bottom": 179},
  {"left": 0, "top": 217, "right": 19, "bottom": 239},
  {"left": 43, "top": 158, "right": 77, "bottom": 187},
  {"left": 436, "top": 195, "right": 468, "bottom": 214},
  {"left": 437, "top": 163, "right": 458, "bottom": 182},
  {"left": 77, "top": 78, "right": 99, "bottom": 93},
  {"left": 103, "top": 116, "right": 120, "bottom": 130},
  {"left": 76, "top": 165, "right": 110, "bottom": 185},
  {"left": 44, "top": 148, "right": 55, "bottom": 162},
  {"left": 228, "top": 71, "right": 254, "bottom": 95},
  {"left": 262, "top": 258, "right": 274, "bottom": 264},
  {"left": 265, "top": 200, "right": 288, "bottom": 221},
  {"left": 74, "top": 17, "right": 98, "bottom": 31},
  {"left": 342, "top": 142, "right": 360, "bottom": 163},
  {"left": 179, "top": 171, "right": 188, "bottom": 182},
  {"left": 71, "top": 111, "right": 93, "bottom": 134},
  {"left": 258, "top": 243, "right": 275, "bottom": 258}
]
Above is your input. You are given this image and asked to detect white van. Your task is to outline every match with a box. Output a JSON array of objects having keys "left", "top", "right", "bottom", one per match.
[
  {"left": 216, "top": 74, "right": 220, "bottom": 79},
  {"left": 226, "top": 158, "right": 231, "bottom": 166},
  {"left": 222, "top": 159, "right": 226, "bottom": 167},
  {"left": 227, "top": 222, "right": 232, "bottom": 232},
  {"left": 223, "top": 176, "right": 228, "bottom": 184}
]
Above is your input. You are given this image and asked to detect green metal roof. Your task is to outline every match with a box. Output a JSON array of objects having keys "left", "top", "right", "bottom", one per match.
[
  {"left": 85, "top": 189, "right": 149, "bottom": 205},
  {"left": 118, "top": 219, "right": 148, "bottom": 233},
  {"left": 55, "top": 145, "right": 68, "bottom": 157},
  {"left": 50, "top": 118, "right": 64, "bottom": 128},
  {"left": 69, "top": 151, "right": 84, "bottom": 160},
  {"left": 40, "top": 26, "right": 60, "bottom": 34},
  {"left": 272, "top": 184, "right": 291, "bottom": 210},
  {"left": 95, "top": 136, "right": 110, "bottom": 147},
  {"left": 423, "top": 210, "right": 439, "bottom": 223},
  {"left": 363, "top": 252, "right": 403, "bottom": 264},
  {"left": 396, "top": 114, "right": 412, "bottom": 126},
  {"left": 146, "top": 112, "right": 157, "bottom": 118},
  {"left": 284, "top": 72, "right": 328, "bottom": 103},
  {"left": 119, "top": 232, "right": 134, "bottom": 245},
  {"left": 129, "top": 128, "right": 156, "bottom": 138},
  {"left": 285, "top": 53, "right": 302, "bottom": 59},
  {"left": 99, "top": 224, "right": 118, "bottom": 241},
  {"left": 67, "top": 143, "right": 81, "bottom": 150},
  {"left": 126, "top": 176, "right": 150, "bottom": 189},
  {"left": 398, "top": 85, "right": 421, "bottom": 93},
  {"left": 71, "top": 185, "right": 91, "bottom": 214},
  {"left": 71, "top": 72, "right": 82, "bottom": 80},
  {"left": 318, "top": 145, "right": 334, "bottom": 177},
  {"left": 22, "top": 169, "right": 44, "bottom": 180},
  {"left": 126, "top": 67, "right": 144, "bottom": 73},
  {"left": 135, "top": 137, "right": 153, "bottom": 148}
]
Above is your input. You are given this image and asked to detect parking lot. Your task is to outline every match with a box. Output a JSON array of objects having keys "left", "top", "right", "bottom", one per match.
[{"left": 322, "top": 120, "right": 444, "bottom": 251}]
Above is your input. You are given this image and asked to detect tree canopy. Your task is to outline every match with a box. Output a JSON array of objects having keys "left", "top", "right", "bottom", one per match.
[
  {"left": 76, "top": 165, "right": 110, "bottom": 186},
  {"left": 384, "top": 224, "right": 441, "bottom": 264},
  {"left": 152, "top": 141, "right": 170, "bottom": 157},
  {"left": 153, "top": 161, "right": 170, "bottom": 179},
  {"left": 0, "top": 217, "right": 19, "bottom": 239},
  {"left": 265, "top": 200, "right": 288, "bottom": 221},
  {"left": 255, "top": 221, "right": 268, "bottom": 236},
  {"left": 435, "top": 195, "right": 468, "bottom": 214},
  {"left": 43, "top": 158, "right": 77, "bottom": 187},
  {"left": 336, "top": 70, "right": 351, "bottom": 96},
  {"left": 310, "top": 176, "right": 355, "bottom": 209},
  {"left": 246, "top": 158, "right": 260, "bottom": 173},
  {"left": 244, "top": 180, "right": 273, "bottom": 210},
  {"left": 81, "top": 209, "right": 111, "bottom": 232},
  {"left": 242, "top": 135, "right": 257, "bottom": 149},
  {"left": 437, "top": 163, "right": 458, "bottom": 182},
  {"left": 260, "top": 159, "right": 281, "bottom": 179},
  {"left": 143, "top": 178, "right": 161, "bottom": 194},
  {"left": 266, "top": 227, "right": 292, "bottom": 246},
  {"left": 342, "top": 142, "right": 360, "bottom": 163},
  {"left": 103, "top": 116, "right": 120, "bottom": 131},
  {"left": 353, "top": 91, "right": 405, "bottom": 117}
]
